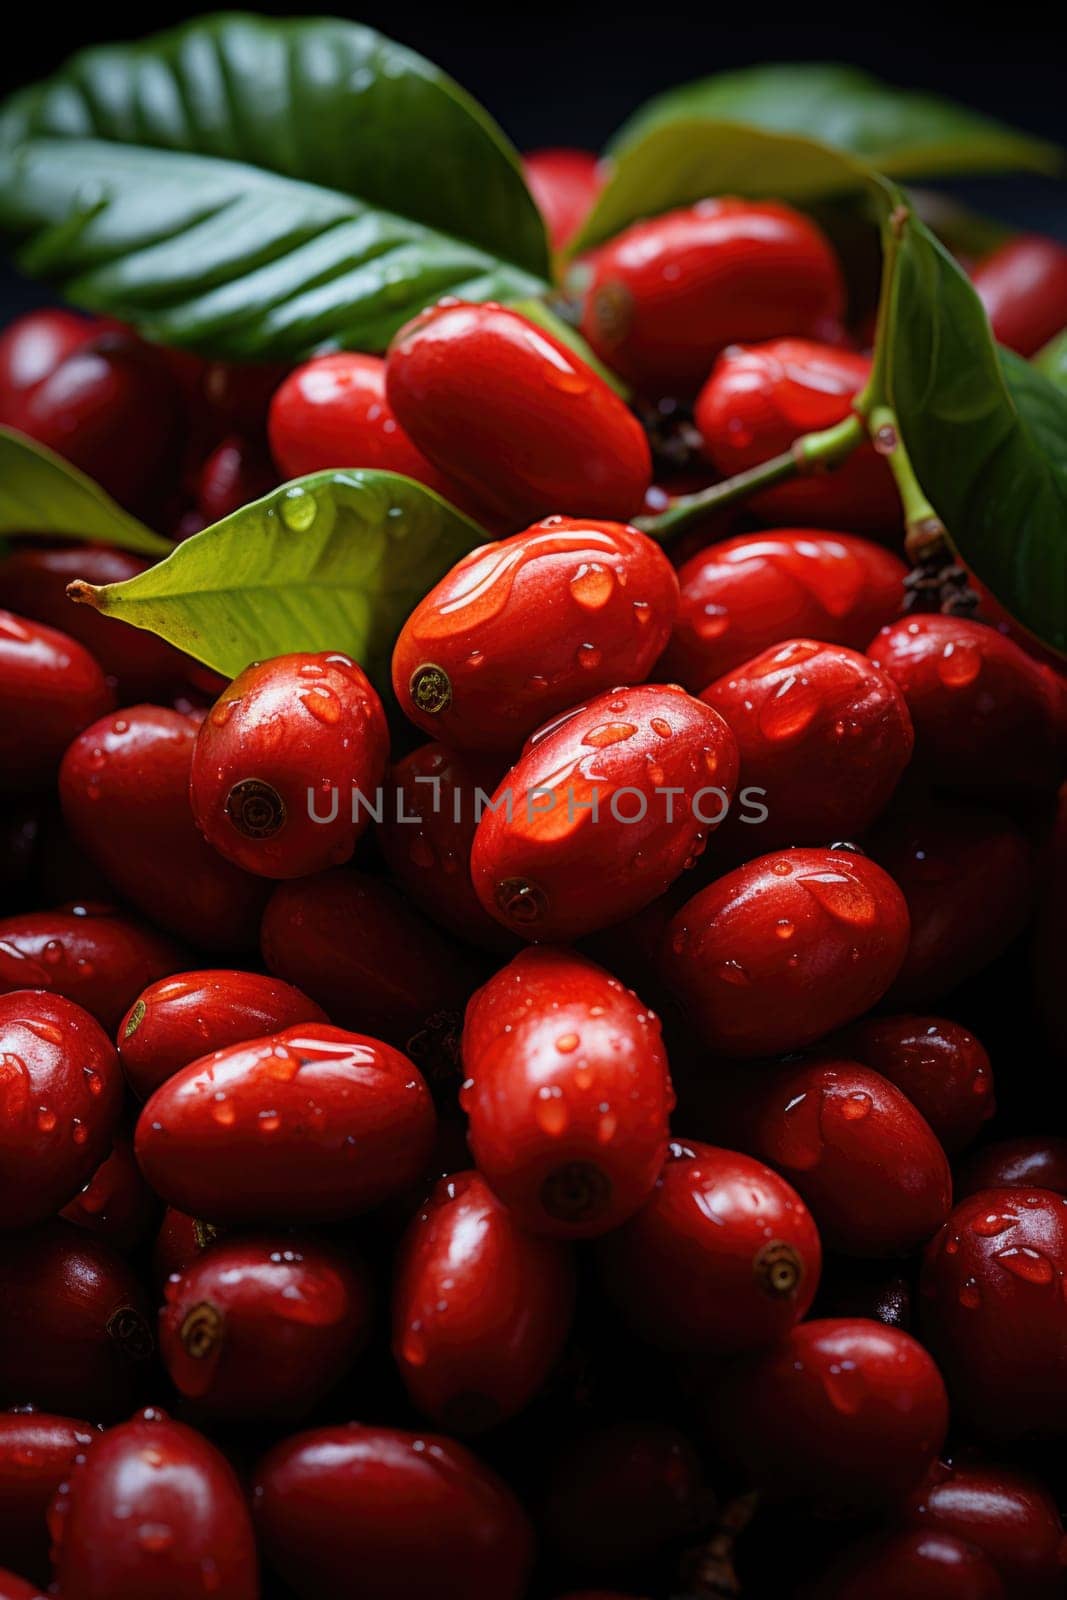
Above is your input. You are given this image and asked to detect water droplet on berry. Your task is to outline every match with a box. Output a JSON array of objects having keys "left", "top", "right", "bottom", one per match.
[
  {"left": 37, "top": 1107, "right": 57, "bottom": 1133},
  {"left": 577, "top": 643, "right": 602, "bottom": 670},
  {"left": 971, "top": 1211, "right": 1016, "bottom": 1238},
  {"left": 841, "top": 1091, "right": 872, "bottom": 1121},
  {"left": 958, "top": 1279, "right": 981, "bottom": 1309},
  {"left": 570, "top": 564, "right": 615, "bottom": 609},
  {"left": 995, "top": 1247, "right": 1056, "bottom": 1284},
  {"left": 937, "top": 639, "right": 982, "bottom": 688},
  {"left": 555, "top": 1033, "right": 580, "bottom": 1053},
  {"left": 798, "top": 870, "right": 877, "bottom": 925},
  {"left": 582, "top": 721, "right": 636, "bottom": 747},
  {"left": 534, "top": 1085, "right": 569, "bottom": 1136}
]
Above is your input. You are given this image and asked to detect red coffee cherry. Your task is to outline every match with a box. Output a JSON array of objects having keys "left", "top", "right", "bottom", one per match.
[
  {"left": 693, "top": 339, "right": 899, "bottom": 530},
  {"left": 580, "top": 201, "right": 845, "bottom": 395},
  {"left": 386, "top": 301, "right": 652, "bottom": 524},
  {"left": 118, "top": 969, "right": 327, "bottom": 1100},
  {"left": 135, "top": 1023, "right": 436, "bottom": 1225},
  {"left": 0, "top": 1221, "right": 152, "bottom": 1420},
  {"left": 956, "top": 1137, "right": 1067, "bottom": 1201},
  {"left": 694, "top": 1058, "right": 951, "bottom": 1256},
  {"left": 920, "top": 1187, "right": 1067, "bottom": 1442},
  {"left": 60, "top": 704, "right": 269, "bottom": 954},
  {"left": 663, "top": 847, "right": 910, "bottom": 1057},
  {"left": 0, "top": 904, "right": 183, "bottom": 1030},
  {"left": 869, "top": 803, "right": 1032, "bottom": 1006},
  {"left": 470, "top": 683, "right": 739, "bottom": 941},
  {"left": 0, "top": 1410, "right": 98, "bottom": 1584},
  {"left": 701, "top": 638, "right": 913, "bottom": 848},
  {"left": 970, "top": 233, "right": 1067, "bottom": 356},
  {"left": 160, "top": 1235, "right": 372, "bottom": 1420},
  {"left": 50, "top": 1408, "right": 260, "bottom": 1600},
  {"left": 598, "top": 1139, "right": 821, "bottom": 1351},
  {"left": 902, "top": 1455, "right": 1067, "bottom": 1599},
  {"left": 0, "top": 308, "right": 102, "bottom": 417},
  {"left": 379, "top": 743, "right": 514, "bottom": 951},
  {"left": 697, "top": 1318, "right": 948, "bottom": 1509},
  {"left": 195, "top": 434, "right": 276, "bottom": 523},
  {"left": 0, "top": 544, "right": 191, "bottom": 701},
  {"left": 260, "top": 869, "right": 479, "bottom": 1044},
  {"left": 393, "top": 1169, "right": 575, "bottom": 1430},
  {"left": 0, "top": 991, "right": 123, "bottom": 1229},
  {"left": 392, "top": 518, "right": 679, "bottom": 751},
  {"left": 543, "top": 1422, "right": 709, "bottom": 1572},
  {"left": 253, "top": 1423, "right": 534, "bottom": 1599},
  {"left": 461, "top": 947, "right": 672, "bottom": 1236},
  {"left": 0, "top": 611, "right": 112, "bottom": 793},
  {"left": 198, "top": 357, "right": 288, "bottom": 437},
  {"left": 805, "top": 1530, "right": 1005, "bottom": 1600},
  {"left": 661, "top": 529, "right": 906, "bottom": 692},
  {"left": 826, "top": 1014, "right": 994, "bottom": 1154},
  {"left": 868, "top": 615, "right": 1065, "bottom": 794},
  {"left": 190, "top": 652, "right": 389, "bottom": 878},
  {"left": 0, "top": 1570, "right": 45, "bottom": 1599},
  {"left": 152, "top": 1209, "right": 223, "bottom": 1289},
  {"left": 60, "top": 1134, "right": 158, "bottom": 1253},
  {"left": 522, "top": 148, "right": 602, "bottom": 250}
]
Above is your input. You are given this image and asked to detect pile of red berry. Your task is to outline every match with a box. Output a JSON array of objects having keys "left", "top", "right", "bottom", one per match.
[{"left": 0, "top": 131, "right": 1065, "bottom": 1600}]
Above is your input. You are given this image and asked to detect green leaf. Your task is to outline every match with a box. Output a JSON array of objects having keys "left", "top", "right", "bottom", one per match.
[
  {"left": 0, "top": 427, "right": 171, "bottom": 554},
  {"left": 609, "top": 63, "right": 1061, "bottom": 179},
  {"left": 67, "top": 470, "right": 491, "bottom": 688},
  {"left": 0, "top": 13, "right": 550, "bottom": 359},
  {"left": 883, "top": 213, "right": 1067, "bottom": 654},
  {"left": 1034, "top": 327, "right": 1067, "bottom": 394}
]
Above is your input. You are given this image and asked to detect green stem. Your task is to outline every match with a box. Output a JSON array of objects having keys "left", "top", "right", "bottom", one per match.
[
  {"left": 867, "top": 402, "right": 947, "bottom": 562},
  {"left": 635, "top": 412, "right": 866, "bottom": 543}
]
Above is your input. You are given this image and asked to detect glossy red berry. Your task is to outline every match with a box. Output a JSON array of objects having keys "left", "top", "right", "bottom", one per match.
[
  {"left": 60, "top": 1134, "right": 158, "bottom": 1252},
  {"left": 826, "top": 1014, "right": 994, "bottom": 1154},
  {"left": 118, "top": 968, "right": 326, "bottom": 1100},
  {"left": 956, "top": 1137, "right": 1067, "bottom": 1200},
  {"left": 260, "top": 869, "right": 479, "bottom": 1044},
  {"left": 191, "top": 652, "right": 389, "bottom": 878},
  {"left": 160, "top": 1235, "right": 372, "bottom": 1420},
  {"left": 663, "top": 847, "right": 910, "bottom": 1057},
  {"left": 697, "top": 1317, "right": 948, "bottom": 1509},
  {"left": 0, "top": 308, "right": 102, "bottom": 417},
  {"left": 386, "top": 301, "right": 652, "bottom": 524},
  {"left": 869, "top": 803, "right": 1033, "bottom": 1005},
  {"left": 0, "top": 991, "right": 123, "bottom": 1228},
  {"left": 50, "top": 1408, "right": 260, "bottom": 1600},
  {"left": 253, "top": 1423, "right": 534, "bottom": 1599},
  {"left": 694, "top": 1057, "right": 951, "bottom": 1256},
  {"left": 920, "top": 1186, "right": 1067, "bottom": 1441},
  {"left": 60, "top": 704, "right": 269, "bottom": 954},
  {"left": 461, "top": 947, "right": 672, "bottom": 1236},
  {"left": 152, "top": 1209, "right": 222, "bottom": 1289},
  {"left": 0, "top": 904, "right": 183, "bottom": 1030},
  {"left": 598, "top": 1139, "right": 821, "bottom": 1351},
  {"left": 195, "top": 433, "right": 276, "bottom": 523},
  {"left": 0, "top": 1221, "right": 152, "bottom": 1419},
  {"left": 701, "top": 638, "right": 913, "bottom": 848},
  {"left": 0, "top": 1570, "right": 45, "bottom": 1599},
  {"left": 581, "top": 201, "right": 845, "bottom": 395},
  {"left": 694, "top": 339, "right": 899, "bottom": 530},
  {"left": 0, "top": 611, "right": 112, "bottom": 793},
  {"left": 393, "top": 1169, "right": 575, "bottom": 1430},
  {"left": 470, "top": 683, "right": 739, "bottom": 941},
  {"left": 392, "top": 518, "right": 679, "bottom": 751},
  {"left": 868, "top": 615, "right": 1064, "bottom": 793},
  {"left": 661, "top": 529, "right": 906, "bottom": 692},
  {"left": 379, "top": 743, "right": 514, "bottom": 950},
  {"left": 0, "top": 1410, "right": 98, "bottom": 1584},
  {"left": 805, "top": 1530, "right": 1005, "bottom": 1599},
  {"left": 135, "top": 1023, "right": 436, "bottom": 1225},
  {"left": 970, "top": 233, "right": 1067, "bottom": 356},
  {"left": 523, "top": 148, "right": 602, "bottom": 251},
  {"left": 198, "top": 357, "right": 288, "bottom": 437}
]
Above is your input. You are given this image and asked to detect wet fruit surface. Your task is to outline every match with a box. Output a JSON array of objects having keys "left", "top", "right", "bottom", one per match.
[
  {"left": 0, "top": 611, "right": 112, "bottom": 793},
  {"left": 0, "top": 904, "right": 184, "bottom": 1030},
  {"left": 0, "top": 1411, "right": 98, "bottom": 1583},
  {"left": 827, "top": 1014, "right": 995, "bottom": 1154},
  {"left": 803, "top": 1528, "right": 1006, "bottom": 1599}
]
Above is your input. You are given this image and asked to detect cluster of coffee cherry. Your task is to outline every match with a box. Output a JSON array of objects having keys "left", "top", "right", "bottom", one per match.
[{"left": 0, "top": 143, "right": 1065, "bottom": 1600}]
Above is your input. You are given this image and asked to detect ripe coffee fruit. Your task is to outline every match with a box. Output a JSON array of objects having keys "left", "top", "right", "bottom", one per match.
[
  {"left": 135, "top": 1023, "right": 436, "bottom": 1224},
  {"left": 523, "top": 148, "right": 601, "bottom": 250},
  {"left": 827, "top": 1014, "right": 993, "bottom": 1154},
  {"left": 0, "top": 904, "right": 184, "bottom": 1030},
  {"left": 393, "top": 1169, "right": 575, "bottom": 1430},
  {"left": 697, "top": 1318, "right": 948, "bottom": 1508},
  {"left": 701, "top": 638, "right": 913, "bottom": 848},
  {"left": 0, "top": 1411, "right": 97, "bottom": 1583},
  {"left": 470, "top": 683, "right": 738, "bottom": 941},
  {"left": 392, "top": 517, "right": 679, "bottom": 751},
  {"left": 461, "top": 947, "right": 672, "bottom": 1236},
  {"left": 160, "top": 1236, "right": 372, "bottom": 1419},
  {"left": 804, "top": 1530, "right": 1005, "bottom": 1600},
  {"left": 49, "top": 1409, "right": 260, "bottom": 1599},
  {"left": 253, "top": 1423, "right": 534, "bottom": 1599},
  {"left": 920, "top": 1187, "right": 1067, "bottom": 1441},
  {"left": 0, "top": 991, "right": 123, "bottom": 1228},
  {"left": 661, "top": 529, "right": 906, "bottom": 692},
  {"left": 580, "top": 200, "right": 845, "bottom": 394},
  {"left": 956, "top": 1138, "right": 1067, "bottom": 1201},
  {"left": 0, "top": 611, "right": 112, "bottom": 792},
  {"left": 598, "top": 1139, "right": 821, "bottom": 1351},
  {"left": 0, "top": 1571, "right": 45, "bottom": 1599},
  {"left": 0, "top": 308, "right": 101, "bottom": 416},
  {"left": 386, "top": 301, "right": 652, "bottom": 524},
  {"left": 196, "top": 434, "right": 275, "bottom": 523},
  {"left": 694, "top": 339, "right": 899, "bottom": 530},
  {"left": 60, "top": 705, "right": 269, "bottom": 954},
  {"left": 118, "top": 969, "right": 327, "bottom": 1099},
  {"left": 970, "top": 233, "right": 1067, "bottom": 356},
  {"left": 191, "top": 652, "right": 389, "bottom": 878},
  {"left": 60, "top": 1134, "right": 157, "bottom": 1253},
  {"left": 663, "top": 847, "right": 910, "bottom": 1057}
]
